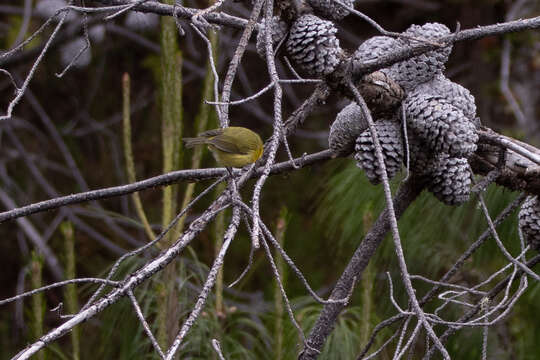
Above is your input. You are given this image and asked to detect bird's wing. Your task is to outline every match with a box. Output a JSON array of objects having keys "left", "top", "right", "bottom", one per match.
[
  {"left": 208, "top": 135, "right": 245, "bottom": 154},
  {"left": 198, "top": 129, "right": 223, "bottom": 138}
]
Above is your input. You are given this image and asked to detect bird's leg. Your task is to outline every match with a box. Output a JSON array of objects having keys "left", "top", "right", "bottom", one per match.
[
  {"left": 226, "top": 167, "right": 239, "bottom": 198},
  {"left": 226, "top": 167, "right": 234, "bottom": 178}
]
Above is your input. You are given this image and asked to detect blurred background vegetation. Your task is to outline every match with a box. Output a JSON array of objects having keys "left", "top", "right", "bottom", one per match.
[{"left": 0, "top": 0, "right": 539, "bottom": 358}]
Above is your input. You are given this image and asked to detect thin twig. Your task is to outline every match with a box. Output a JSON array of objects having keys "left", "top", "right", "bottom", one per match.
[
  {"left": 211, "top": 339, "right": 227, "bottom": 360},
  {"left": 236, "top": 200, "right": 353, "bottom": 305},
  {"left": 82, "top": 176, "right": 227, "bottom": 310},
  {"left": 191, "top": 0, "right": 228, "bottom": 30},
  {"left": 0, "top": 278, "right": 119, "bottom": 306},
  {"left": 422, "top": 255, "right": 540, "bottom": 359},
  {"left": 55, "top": 11, "right": 91, "bottom": 78},
  {"left": 475, "top": 190, "right": 540, "bottom": 281},
  {"left": 0, "top": 8, "right": 70, "bottom": 120},
  {"left": 104, "top": 0, "right": 149, "bottom": 20},
  {"left": 190, "top": 24, "right": 222, "bottom": 118},
  {"left": 334, "top": 0, "right": 442, "bottom": 46},
  {"left": 218, "top": 0, "right": 264, "bottom": 127},
  {"left": 228, "top": 240, "right": 256, "bottom": 288},
  {"left": 165, "top": 204, "right": 241, "bottom": 359}
]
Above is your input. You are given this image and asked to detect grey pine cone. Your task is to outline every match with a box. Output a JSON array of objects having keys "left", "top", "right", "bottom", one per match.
[
  {"left": 426, "top": 155, "right": 472, "bottom": 205},
  {"left": 406, "top": 131, "right": 433, "bottom": 176},
  {"left": 518, "top": 196, "right": 540, "bottom": 251},
  {"left": 286, "top": 14, "right": 341, "bottom": 77},
  {"left": 307, "top": 0, "right": 353, "bottom": 21},
  {"left": 329, "top": 103, "right": 367, "bottom": 156},
  {"left": 404, "top": 92, "right": 478, "bottom": 157},
  {"left": 354, "top": 119, "right": 403, "bottom": 184},
  {"left": 414, "top": 74, "right": 476, "bottom": 120},
  {"left": 386, "top": 23, "right": 452, "bottom": 91},
  {"left": 352, "top": 36, "right": 397, "bottom": 72},
  {"left": 399, "top": 23, "right": 453, "bottom": 60},
  {"left": 256, "top": 16, "right": 288, "bottom": 58}
]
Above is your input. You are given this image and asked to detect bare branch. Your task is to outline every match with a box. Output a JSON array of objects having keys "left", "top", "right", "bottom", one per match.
[
  {"left": 0, "top": 150, "right": 332, "bottom": 223},
  {"left": 211, "top": 339, "right": 227, "bottom": 360},
  {"left": 300, "top": 176, "right": 425, "bottom": 359},
  {"left": 165, "top": 205, "right": 241, "bottom": 359},
  {"left": 0, "top": 9, "right": 69, "bottom": 121},
  {"left": 218, "top": 0, "right": 264, "bottom": 127},
  {"left": 423, "top": 254, "right": 540, "bottom": 359},
  {"left": 82, "top": 176, "right": 226, "bottom": 310},
  {"left": 0, "top": 278, "right": 118, "bottom": 307},
  {"left": 128, "top": 289, "right": 165, "bottom": 359},
  {"left": 92, "top": 0, "right": 249, "bottom": 29},
  {"left": 12, "top": 192, "right": 232, "bottom": 359}
]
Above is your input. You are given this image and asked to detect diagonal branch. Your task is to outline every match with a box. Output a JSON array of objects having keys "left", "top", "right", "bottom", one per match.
[
  {"left": 299, "top": 176, "right": 425, "bottom": 359},
  {"left": 11, "top": 192, "right": 232, "bottom": 359},
  {"left": 0, "top": 150, "right": 333, "bottom": 223}
]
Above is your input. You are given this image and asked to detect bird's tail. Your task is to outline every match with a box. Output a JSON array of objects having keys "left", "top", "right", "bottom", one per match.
[{"left": 182, "top": 137, "right": 207, "bottom": 148}]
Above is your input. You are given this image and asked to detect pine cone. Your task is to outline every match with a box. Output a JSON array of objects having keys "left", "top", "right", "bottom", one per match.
[
  {"left": 400, "top": 23, "right": 453, "bottom": 60},
  {"left": 406, "top": 131, "right": 433, "bottom": 176},
  {"left": 352, "top": 37, "right": 406, "bottom": 115},
  {"left": 256, "top": 16, "right": 288, "bottom": 58},
  {"left": 307, "top": 0, "right": 353, "bottom": 21},
  {"left": 329, "top": 103, "right": 367, "bottom": 156},
  {"left": 352, "top": 36, "right": 397, "bottom": 72},
  {"left": 404, "top": 92, "right": 478, "bottom": 157},
  {"left": 354, "top": 119, "right": 403, "bottom": 184},
  {"left": 414, "top": 74, "right": 476, "bottom": 120},
  {"left": 518, "top": 196, "right": 540, "bottom": 251},
  {"left": 286, "top": 14, "right": 341, "bottom": 77},
  {"left": 358, "top": 71, "right": 405, "bottom": 116},
  {"left": 426, "top": 155, "right": 472, "bottom": 205},
  {"left": 385, "top": 23, "right": 452, "bottom": 91}
]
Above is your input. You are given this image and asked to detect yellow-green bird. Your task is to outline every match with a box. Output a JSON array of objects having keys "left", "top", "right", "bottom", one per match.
[{"left": 183, "top": 126, "right": 264, "bottom": 168}]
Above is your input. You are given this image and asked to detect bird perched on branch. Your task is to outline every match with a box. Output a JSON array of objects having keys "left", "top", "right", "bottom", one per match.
[{"left": 183, "top": 127, "right": 264, "bottom": 168}]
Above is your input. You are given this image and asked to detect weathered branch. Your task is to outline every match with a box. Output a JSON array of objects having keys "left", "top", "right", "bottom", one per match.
[
  {"left": 0, "top": 150, "right": 333, "bottom": 223},
  {"left": 471, "top": 129, "right": 540, "bottom": 196},
  {"left": 299, "top": 176, "right": 425, "bottom": 359},
  {"left": 95, "top": 0, "right": 248, "bottom": 29},
  {"left": 423, "top": 254, "right": 540, "bottom": 359},
  {"left": 356, "top": 194, "right": 525, "bottom": 359},
  {"left": 2, "top": 126, "right": 539, "bottom": 225},
  {"left": 11, "top": 189, "right": 233, "bottom": 359}
]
